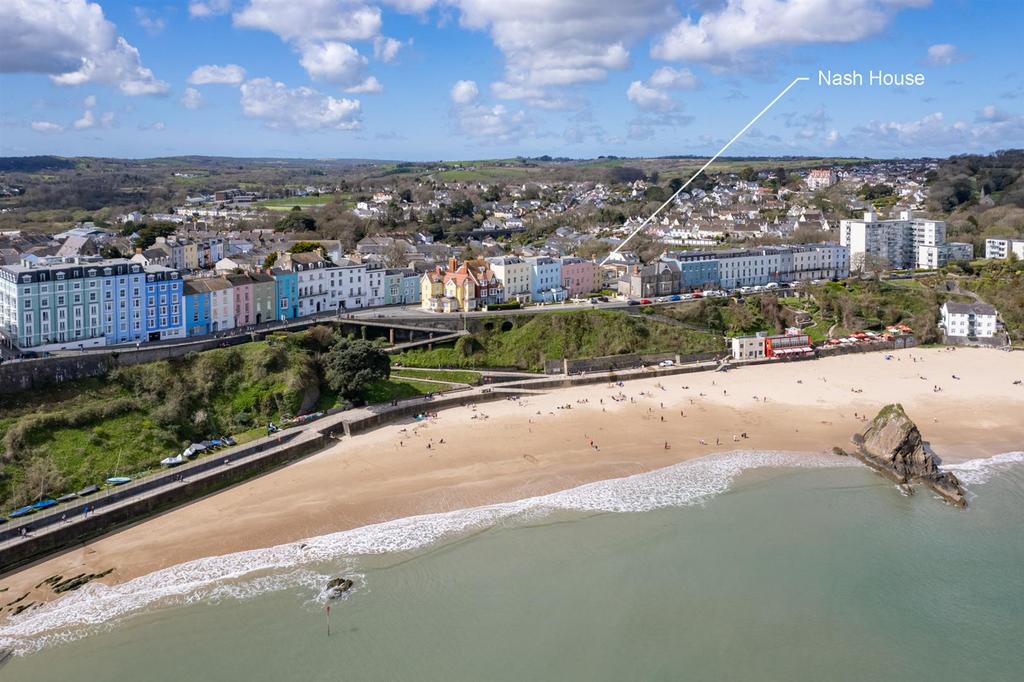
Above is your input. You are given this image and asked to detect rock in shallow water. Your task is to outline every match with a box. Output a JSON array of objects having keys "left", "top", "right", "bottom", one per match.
[{"left": 838, "top": 403, "right": 967, "bottom": 507}]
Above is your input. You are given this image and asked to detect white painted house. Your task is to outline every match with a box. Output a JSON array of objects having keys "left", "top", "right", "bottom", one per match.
[{"left": 941, "top": 302, "right": 998, "bottom": 339}]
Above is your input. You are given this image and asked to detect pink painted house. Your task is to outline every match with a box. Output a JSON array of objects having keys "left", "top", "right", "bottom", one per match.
[
  {"left": 227, "top": 273, "right": 255, "bottom": 326},
  {"left": 560, "top": 257, "right": 599, "bottom": 297}
]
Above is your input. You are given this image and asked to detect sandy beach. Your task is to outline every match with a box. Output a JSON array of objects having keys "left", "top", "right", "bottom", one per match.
[{"left": 2, "top": 347, "right": 1023, "bottom": 612}]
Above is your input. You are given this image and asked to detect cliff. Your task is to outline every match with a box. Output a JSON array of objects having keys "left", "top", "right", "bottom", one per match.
[{"left": 840, "top": 404, "right": 966, "bottom": 507}]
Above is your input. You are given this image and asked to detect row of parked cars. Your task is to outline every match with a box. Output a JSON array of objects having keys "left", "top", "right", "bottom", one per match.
[{"left": 627, "top": 279, "right": 836, "bottom": 307}]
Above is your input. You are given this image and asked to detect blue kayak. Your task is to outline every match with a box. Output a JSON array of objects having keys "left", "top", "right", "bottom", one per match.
[
  {"left": 9, "top": 506, "right": 36, "bottom": 518},
  {"left": 106, "top": 476, "right": 132, "bottom": 486},
  {"left": 31, "top": 499, "right": 57, "bottom": 510}
]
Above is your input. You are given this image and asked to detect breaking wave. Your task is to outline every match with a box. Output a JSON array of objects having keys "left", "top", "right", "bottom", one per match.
[
  {"left": 0, "top": 451, "right": 861, "bottom": 655},
  {"left": 944, "top": 451, "right": 1024, "bottom": 485}
]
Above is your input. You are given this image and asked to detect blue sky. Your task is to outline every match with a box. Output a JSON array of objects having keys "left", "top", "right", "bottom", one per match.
[{"left": 2, "top": 0, "right": 1022, "bottom": 160}]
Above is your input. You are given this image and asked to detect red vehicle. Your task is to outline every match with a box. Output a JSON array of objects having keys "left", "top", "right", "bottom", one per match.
[
  {"left": 691, "top": 292, "right": 703, "bottom": 299},
  {"left": 640, "top": 298, "right": 652, "bottom": 304}
]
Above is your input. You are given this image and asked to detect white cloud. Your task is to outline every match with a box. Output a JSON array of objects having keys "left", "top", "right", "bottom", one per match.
[
  {"left": 850, "top": 110, "right": 1024, "bottom": 150},
  {"left": 133, "top": 7, "right": 166, "bottom": 35},
  {"left": 189, "top": 0, "right": 232, "bottom": 18},
  {"left": 139, "top": 121, "right": 166, "bottom": 131},
  {"left": 299, "top": 41, "right": 368, "bottom": 86},
  {"left": 188, "top": 64, "right": 247, "bottom": 85},
  {"left": 450, "top": 0, "right": 677, "bottom": 104},
  {"left": 181, "top": 87, "right": 205, "bottom": 110},
  {"left": 31, "top": 121, "right": 63, "bottom": 133},
  {"left": 0, "top": 0, "right": 169, "bottom": 95},
  {"left": 648, "top": 66, "right": 699, "bottom": 90},
  {"left": 374, "top": 36, "right": 403, "bottom": 63},
  {"left": 84, "top": 95, "right": 97, "bottom": 108},
  {"left": 72, "top": 109, "right": 114, "bottom": 130},
  {"left": 345, "top": 76, "right": 384, "bottom": 93},
  {"left": 449, "top": 78, "right": 526, "bottom": 140},
  {"left": 239, "top": 77, "right": 362, "bottom": 130},
  {"left": 652, "top": 0, "right": 929, "bottom": 66},
  {"left": 450, "top": 79, "right": 479, "bottom": 105},
  {"left": 73, "top": 110, "right": 96, "bottom": 129},
  {"left": 626, "top": 66, "right": 699, "bottom": 112},
  {"left": 234, "top": 0, "right": 381, "bottom": 42},
  {"left": 925, "top": 43, "right": 965, "bottom": 66},
  {"left": 626, "top": 80, "right": 675, "bottom": 112}
]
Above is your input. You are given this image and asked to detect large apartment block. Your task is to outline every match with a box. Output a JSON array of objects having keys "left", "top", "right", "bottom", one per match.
[
  {"left": 840, "top": 210, "right": 973, "bottom": 270},
  {"left": 985, "top": 237, "right": 1024, "bottom": 260},
  {"left": 0, "top": 257, "right": 184, "bottom": 350}
]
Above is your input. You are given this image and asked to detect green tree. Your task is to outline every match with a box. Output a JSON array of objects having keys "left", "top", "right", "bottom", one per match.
[
  {"left": 275, "top": 210, "right": 317, "bottom": 232},
  {"left": 322, "top": 338, "right": 391, "bottom": 399}
]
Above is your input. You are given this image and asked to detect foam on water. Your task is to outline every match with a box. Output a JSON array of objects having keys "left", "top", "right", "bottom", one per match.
[
  {"left": 0, "top": 450, "right": 865, "bottom": 655},
  {"left": 943, "top": 451, "right": 1024, "bottom": 485}
]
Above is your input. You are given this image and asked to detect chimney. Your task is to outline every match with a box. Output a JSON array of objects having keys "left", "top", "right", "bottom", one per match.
[{"left": 448, "top": 257, "right": 457, "bottom": 271}]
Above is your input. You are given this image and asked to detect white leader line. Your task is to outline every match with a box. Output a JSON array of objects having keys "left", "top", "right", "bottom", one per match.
[{"left": 600, "top": 76, "right": 810, "bottom": 265}]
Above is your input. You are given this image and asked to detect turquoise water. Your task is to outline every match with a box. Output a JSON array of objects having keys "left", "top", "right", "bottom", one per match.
[{"left": 3, "top": 452, "right": 1023, "bottom": 681}]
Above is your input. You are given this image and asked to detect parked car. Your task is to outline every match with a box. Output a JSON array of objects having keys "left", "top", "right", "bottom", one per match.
[
  {"left": 669, "top": 294, "right": 682, "bottom": 302},
  {"left": 658, "top": 360, "right": 675, "bottom": 367},
  {"left": 640, "top": 298, "right": 652, "bottom": 305},
  {"left": 627, "top": 300, "right": 640, "bottom": 306}
]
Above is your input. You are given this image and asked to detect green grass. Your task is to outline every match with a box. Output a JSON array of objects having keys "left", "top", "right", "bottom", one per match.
[
  {"left": 394, "top": 310, "right": 725, "bottom": 372},
  {"left": 390, "top": 368, "right": 482, "bottom": 385},
  {"left": 362, "top": 377, "right": 439, "bottom": 403},
  {"left": 257, "top": 194, "right": 340, "bottom": 208}
]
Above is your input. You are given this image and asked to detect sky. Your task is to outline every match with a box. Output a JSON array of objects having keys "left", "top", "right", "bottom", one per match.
[{"left": 1, "top": 0, "right": 1023, "bottom": 161}]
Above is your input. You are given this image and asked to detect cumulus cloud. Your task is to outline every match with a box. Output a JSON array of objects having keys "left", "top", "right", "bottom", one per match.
[
  {"left": 84, "top": 94, "right": 97, "bottom": 108},
  {"left": 626, "top": 81, "right": 675, "bottom": 112},
  {"left": 72, "top": 109, "right": 114, "bottom": 130},
  {"left": 374, "top": 36, "right": 403, "bottom": 63},
  {"left": 652, "top": 0, "right": 928, "bottom": 67},
  {"left": 648, "top": 66, "right": 700, "bottom": 90},
  {"left": 925, "top": 43, "right": 965, "bottom": 66},
  {"left": 345, "top": 76, "right": 384, "bottom": 93},
  {"left": 31, "top": 121, "right": 64, "bottom": 133},
  {"left": 850, "top": 110, "right": 1024, "bottom": 150},
  {"left": 452, "top": 0, "right": 677, "bottom": 104},
  {"left": 233, "top": 1, "right": 384, "bottom": 85},
  {"left": 181, "top": 87, "right": 205, "bottom": 110},
  {"left": 450, "top": 79, "right": 479, "bottom": 105},
  {"left": 448, "top": 78, "right": 525, "bottom": 140},
  {"left": 239, "top": 77, "right": 362, "bottom": 130},
  {"left": 626, "top": 66, "right": 700, "bottom": 112},
  {"left": 189, "top": 0, "right": 232, "bottom": 18},
  {"left": 0, "top": 0, "right": 169, "bottom": 95},
  {"left": 976, "top": 105, "right": 1009, "bottom": 123},
  {"left": 234, "top": 0, "right": 381, "bottom": 42},
  {"left": 299, "top": 41, "right": 368, "bottom": 86},
  {"left": 188, "top": 64, "right": 247, "bottom": 85}
]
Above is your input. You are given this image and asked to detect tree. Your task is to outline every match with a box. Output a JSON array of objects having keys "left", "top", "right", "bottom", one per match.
[
  {"left": 322, "top": 338, "right": 391, "bottom": 399},
  {"left": 668, "top": 177, "right": 684, "bottom": 194},
  {"left": 289, "top": 241, "right": 323, "bottom": 254},
  {"left": 383, "top": 240, "right": 410, "bottom": 268},
  {"left": 275, "top": 210, "right": 317, "bottom": 232},
  {"left": 263, "top": 252, "right": 279, "bottom": 269},
  {"left": 99, "top": 244, "right": 123, "bottom": 259},
  {"left": 739, "top": 166, "right": 756, "bottom": 182}
]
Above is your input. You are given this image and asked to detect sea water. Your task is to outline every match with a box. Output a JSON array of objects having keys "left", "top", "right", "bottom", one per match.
[{"left": 2, "top": 451, "right": 1023, "bottom": 681}]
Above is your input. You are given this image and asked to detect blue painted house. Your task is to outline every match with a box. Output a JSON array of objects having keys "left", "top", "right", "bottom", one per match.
[
  {"left": 143, "top": 265, "right": 185, "bottom": 341},
  {"left": 183, "top": 280, "right": 213, "bottom": 336},
  {"left": 272, "top": 268, "right": 299, "bottom": 320}
]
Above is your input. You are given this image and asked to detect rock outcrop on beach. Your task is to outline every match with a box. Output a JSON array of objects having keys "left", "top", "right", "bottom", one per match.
[{"left": 839, "top": 404, "right": 967, "bottom": 507}]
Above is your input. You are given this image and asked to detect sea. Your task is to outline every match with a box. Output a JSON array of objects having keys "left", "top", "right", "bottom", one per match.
[{"left": 2, "top": 449, "right": 1023, "bottom": 682}]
